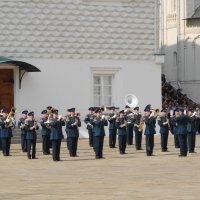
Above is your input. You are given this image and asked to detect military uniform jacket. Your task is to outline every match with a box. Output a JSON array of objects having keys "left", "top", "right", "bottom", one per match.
[
  {"left": 170, "top": 116, "right": 178, "bottom": 134},
  {"left": 92, "top": 118, "right": 108, "bottom": 137},
  {"left": 173, "top": 114, "right": 188, "bottom": 135},
  {"left": 50, "top": 119, "right": 65, "bottom": 140},
  {"left": 144, "top": 117, "right": 156, "bottom": 135},
  {"left": 187, "top": 116, "right": 196, "bottom": 133},
  {"left": 18, "top": 117, "right": 27, "bottom": 135},
  {"left": 25, "top": 120, "right": 39, "bottom": 140},
  {"left": 116, "top": 117, "right": 127, "bottom": 136},
  {"left": 40, "top": 117, "right": 51, "bottom": 136},
  {"left": 133, "top": 114, "right": 142, "bottom": 131},
  {"left": 108, "top": 113, "right": 117, "bottom": 130},
  {"left": 84, "top": 114, "right": 93, "bottom": 130},
  {"left": 66, "top": 116, "right": 81, "bottom": 138},
  {"left": 158, "top": 116, "right": 169, "bottom": 134},
  {"left": 0, "top": 117, "right": 13, "bottom": 138}
]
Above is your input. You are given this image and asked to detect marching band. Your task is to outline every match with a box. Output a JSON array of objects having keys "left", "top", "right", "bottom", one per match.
[{"left": 0, "top": 103, "right": 200, "bottom": 161}]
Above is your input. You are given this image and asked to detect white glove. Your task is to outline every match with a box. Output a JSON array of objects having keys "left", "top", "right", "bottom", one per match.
[
  {"left": 87, "top": 123, "right": 92, "bottom": 127},
  {"left": 101, "top": 115, "right": 105, "bottom": 120},
  {"left": 112, "top": 114, "right": 116, "bottom": 119},
  {"left": 192, "top": 112, "right": 197, "bottom": 117},
  {"left": 5, "top": 118, "right": 10, "bottom": 123},
  {"left": 150, "top": 111, "right": 154, "bottom": 118},
  {"left": 128, "top": 113, "right": 133, "bottom": 117}
]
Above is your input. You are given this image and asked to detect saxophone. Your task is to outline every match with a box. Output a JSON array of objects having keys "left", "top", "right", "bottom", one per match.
[{"left": 138, "top": 115, "right": 144, "bottom": 132}]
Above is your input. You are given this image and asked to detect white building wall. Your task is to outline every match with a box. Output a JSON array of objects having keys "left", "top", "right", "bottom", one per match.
[
  {"left": 13, "top": 59, "right": 161, "bottom": 117},
  {"left": 162, "top": 0, "right": 200, "bottom": 103},
  {"left": 4, "top": 58, "right": 161, "bottom": 137}
]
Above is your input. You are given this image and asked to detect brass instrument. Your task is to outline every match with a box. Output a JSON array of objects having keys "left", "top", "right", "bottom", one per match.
[
  {"left": 20, "top": 123, "right": 26, "bottom": 129},
  {"left": 138, "top": 115, "right": 144, "bottom": 132},
  {"left": 100, "top": 105, "right": 106, "bottom": 112},
  {"left": 5, "top": 107, "right": 17, "bottom": 127},
  {"left": 44, "top": 113, "right": 53, "bottom": 128},
  {"left": 75, "top": 112, "right": 81, "bottom": 117},
  {"left": 124, "top": 94, "right": 138, "bottom": 108}
]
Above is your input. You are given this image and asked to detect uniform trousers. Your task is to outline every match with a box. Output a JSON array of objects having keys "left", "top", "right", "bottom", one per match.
[
  {"left": 126, "top": 127, "right": 133, "bottom": 145},
  {"left": 174, "top": 134, "right": 180, "bottom": 148},
  {"left": 21, "top": 134, "right": 27, "bottom": 152},
  {"left": 145, "top": 134, "right": 154, "bottom": 156},
  {"left": 160, "top": 133, "right": 169, "bottom": 151},
  {"left": 42, "top": 135, "right": 50, "bottom": 154},
  {"left": 135, "top": 129, "right": 142, "bottom": 150},
  {"left": 118, "top": 135, "right": 126, "bottom": 154},
  {"left": 187, "top": 132, "right": 196, "bottom": 152},
  {"left": 95, "top": 136, "right": 104, "bottom": 158},
  {"left": 178, "top": 134, "right": 188, "bottom": 156},
  {"left": 1, "top": 137, "right": 11, "bottom": 156},
  {"left": 109, "top": 129, "right": 117, "bottom": 148},
  {"left": 52, "top": 139, "right": 61, "bottom": 161},
  {"left": 27, "top": 139, "right": 36, "bottom": 159},
  {"left": 68, "top": 137, "right": 78, "bottom": 157},
  {"left": 88, "top": 129, "right": 93, "bottom": 147}
]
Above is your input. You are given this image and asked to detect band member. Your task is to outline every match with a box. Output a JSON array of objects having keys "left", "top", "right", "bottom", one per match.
[
  {"left": 0, "top": 106, "right": 5, "bottom": 151},
  {"left": 40, "top": 110, "right": 51, "bottom": 155},
  {"left": 170, "top": 111, "right": 180, "bottom": 148},
  {"left": 108, "top": 106, "right": 117, "bottom": 148},
  {"left": 133, "top": 107, "right": 143, "bottom": 150},
  {"left": 47, "top": 106, "right": 53, "bottom": 115},
  {"left": 65, "top": 108, "right": 81, "bottom": 157},
  {"left": 25, "top": 112, "right": 39, "bottom": 159},
  {"left": 158, "top": 109, "right": 170, "bottom": 152},
  {"left": 116, "top": 110, "right": 127, "bottom": 154},
  {"left": 84, "top": 107, "right": 94, "bottom": 147},
  {"left": 144, "top": 107, "right": 157, "bottom": 156},
  {"left": 172, "top": 108, "right": 188, "bottom": 157},
  {"left": 46, "top": 106, "right": 53, "bottom": 148},
  {"left": 187, "top": 108, "right": 197, "bottom": 153},
  {"left": 92, "top": 108, "right": 108, "bottom": 159},
  {"left": 50, "top": 110, "right": 65, "bottom": 161},
  {"left": 0, "top": 108, "right": 15, "bottom": 156},
  {"left": 124, "top": 105, "right": 134, "bottom": 145},
  {"left": 18, "top": 110, "right": 28, "bottom": 152}
]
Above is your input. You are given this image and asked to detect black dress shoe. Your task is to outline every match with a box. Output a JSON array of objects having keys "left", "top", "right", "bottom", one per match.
[
  {"left": 32, "top": 157, "right": 38, "bottom": 159},
  {"left": 95, "top": 156, "right": 100, "bottom": 159},
  {"left": 28, "top": 156, "right": 31, "bottom": 159},
  {"left": 179, "top": 155, "right": 186, "bottom": 157}
]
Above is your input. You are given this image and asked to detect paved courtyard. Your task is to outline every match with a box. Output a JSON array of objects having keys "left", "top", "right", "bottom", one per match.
[{"left": 0, "top": 134, "right": 200, "bottom": 200}]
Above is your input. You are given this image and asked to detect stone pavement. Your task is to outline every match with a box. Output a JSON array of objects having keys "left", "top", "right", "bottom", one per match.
[{"left": 0, "top": 135, "right": 200, "bottom": 200}]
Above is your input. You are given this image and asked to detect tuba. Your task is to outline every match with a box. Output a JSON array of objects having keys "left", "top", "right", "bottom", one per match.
[{"left": 124, "top": 94, "right": 138, "bottom": 108}]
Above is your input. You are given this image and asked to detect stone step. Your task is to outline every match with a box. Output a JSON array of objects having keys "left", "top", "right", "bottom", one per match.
[{"left": 11, "top": 128, "right": 42, "bottom": 144}]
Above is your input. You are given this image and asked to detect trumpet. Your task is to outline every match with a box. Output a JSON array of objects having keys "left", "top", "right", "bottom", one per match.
[{"left": 149, "top": 108, "right": 160, "bottom": 118}]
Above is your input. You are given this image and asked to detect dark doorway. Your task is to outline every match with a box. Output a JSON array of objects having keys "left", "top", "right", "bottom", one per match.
[{"left": 0, "top": 69, "right": 14, "bottom": 109}]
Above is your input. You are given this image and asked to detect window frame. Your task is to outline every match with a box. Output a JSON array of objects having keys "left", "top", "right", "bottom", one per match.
[{"left": 90, "top": 67, "right": 121, "bottom": 107}]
